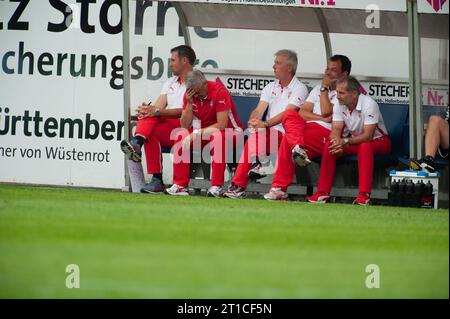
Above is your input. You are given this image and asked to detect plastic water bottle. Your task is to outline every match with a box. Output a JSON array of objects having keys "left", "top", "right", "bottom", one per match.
[
  {"left": 414, "top": 180, "right": 425, "bottom": 208},
  {"left": 398, "top": 179, "right": 407, "bottom": 206},
  {"left": 422, "top": 181, "right": 434, "bottom": 208},
  {"left": 405, "top": 180, "right": 415, "bottom": 207},
  {"left": 389, "top": 179, "right": 399, "bottom": 206}
]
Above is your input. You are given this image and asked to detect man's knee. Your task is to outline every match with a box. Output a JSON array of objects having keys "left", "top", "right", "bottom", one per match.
[
  {"left": 428, "top": 115, "right": 445, "bottom": 128},
  {"left": 282, "top": 109, "right": 299, "bottom": 124},
  {"left": 358, "top": 142, "right": 373, "bottom": 153}
]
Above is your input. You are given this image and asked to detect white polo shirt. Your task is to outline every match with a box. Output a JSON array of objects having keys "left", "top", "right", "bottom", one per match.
[
  {"left": 260, "top": 77, "right": 309, "bottom": 133},
  {"left": 160, "top": 76, "right": 186, "bottom": 109},
  {"left": 305, "top": 84, "right": 339, "bottom": 130},
  {"left": 333, "top": 94, "right": 388, "bottom": 140}
]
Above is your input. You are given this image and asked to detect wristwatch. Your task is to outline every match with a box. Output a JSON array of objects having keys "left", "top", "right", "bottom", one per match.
[
  {"left": 154, "top": 108, "right": 161, "bottom": 117},
  {"left": 343, "top": 138, "right": 349, "bottom": 146},
  {"left": 263, "top": 120, "right": 270, "bottom": 128},
  {"left": 320, "top": 86, "right": 329, "bottom": 93}
]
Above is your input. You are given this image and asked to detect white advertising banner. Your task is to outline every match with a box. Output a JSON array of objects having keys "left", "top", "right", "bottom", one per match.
[
  {"left": 418, "top": 0, "right": 449, "bottom": 14},
  {"left": 0, "top": 0, "right": 224, "bottom": 189},
  {"left": 127, "top": 1, "right": 220, "bottom": 112},
  {"left": 209, "top": 73, "right": 449, "bottom": 106},
  {"left": 0, "top": 0, "right": 125, "bottom": 188},
  {"left": 170, "top": 0, "right": 407, "bottom": 12}
]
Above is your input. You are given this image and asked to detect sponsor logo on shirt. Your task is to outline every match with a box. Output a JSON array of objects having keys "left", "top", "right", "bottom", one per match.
[{"left": 168, "top": 82, "right": 178, "bottom": 93}]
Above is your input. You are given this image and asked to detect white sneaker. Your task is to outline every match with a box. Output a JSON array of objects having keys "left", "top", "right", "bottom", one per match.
[
  {"left": 263, "top": 187, "right": 288, "bottom": 201},
  {"left": 207, "top": 185, "right": 224, "bottom": 198},
  {"left": 224, "top": 183, "right": 246, "bottom": 199},
  {"left": 248, "top": 162, "right": 267, "bottom": 180},
  {"left": 292, "top": 145, "right": 311, "bottom": 167},
  {"left": 165, "top": 184, "right": 189, "bottom": 196}
]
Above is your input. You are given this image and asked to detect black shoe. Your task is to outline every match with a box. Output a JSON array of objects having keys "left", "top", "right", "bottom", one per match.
[
  {"left": 141, "top": 176, "right": 164, "bottom": 194},
  {"left": 120, "top": 138, "right": 142, "bottom": 163},
  {"left": 409, "top": 157, "right": 436, "bottom": 173}
]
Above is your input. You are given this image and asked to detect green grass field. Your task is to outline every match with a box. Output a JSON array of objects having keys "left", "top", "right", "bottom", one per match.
[{"left": 0, "top": 184, "right": 448, "bottom": 298}]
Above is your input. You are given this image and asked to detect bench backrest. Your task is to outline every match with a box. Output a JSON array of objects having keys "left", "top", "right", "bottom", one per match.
[{"left": 231, "top": 95, "right": 411, "bottom": 158}]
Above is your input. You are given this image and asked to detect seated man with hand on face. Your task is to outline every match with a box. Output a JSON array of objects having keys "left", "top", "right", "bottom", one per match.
[
  {"left": 263, "top": 55, "right": 352, "bottom": 201},
  {"left": 308, "top": 76, "right": 391, "bottom": 206},
  {"left": 166, "top": 70, "right": 243, "bottom": 197}
]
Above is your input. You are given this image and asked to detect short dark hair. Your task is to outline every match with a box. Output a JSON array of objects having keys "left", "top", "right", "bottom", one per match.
[
  {"left": 330, "top": 55, "right": 352, "bottom": 74},
  {"left": 171, "top": 45, "right": 196, "bottom": 66},
  {"left": 336, "top": 76, "right": 361, "bottom": 93}
]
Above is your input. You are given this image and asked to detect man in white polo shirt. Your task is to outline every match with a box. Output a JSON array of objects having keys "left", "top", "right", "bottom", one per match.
[
  {"left": 224, "top": 49, "right": 308, "bottom": 199},
  {"left": 308, "top": 76, "right": 391, "bottom": 205},
  {"left": 264, "top": 55, "right": 352, "bottom": 201},
  {"left": 120, "top": 45, "right": 196, "bottom": 193}
]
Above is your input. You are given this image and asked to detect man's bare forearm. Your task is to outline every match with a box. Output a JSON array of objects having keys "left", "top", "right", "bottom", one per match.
[
  {"left": 299, "top": 109, "right": 327, "bottom": 121},
  {"left": 329, "top": 127, "right": 342, "bottom": 141},
  {"left": 180, "top": 105, "right": 193, "bottom": 129},
  {"left": 319, "top": 92, "right": 333, "bottom": 117},
  {"left": 267, "top": 112, "right": 283, "bottom": 127}
]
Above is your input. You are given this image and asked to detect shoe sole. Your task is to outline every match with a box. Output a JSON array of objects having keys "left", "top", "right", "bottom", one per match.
[
  {"left": 224, "top": 192, "right": 246, "bottom": 199},
  {"left": 248, "top": 171, "right": 266, "bottom": 181},
  {"left": 293, "top": 154, "right": 311, "bottom": 167},
  {"left": 263, "top": 194, "right": 288, "bottom": 201},
  {"left": 120, "top": 140, "right": 141, "bottom": 163},
  {"left": 353, "top": 200, "right": 370, "bottom": 206},
  {"left": 141, "top": 189, "right": 164, "bottom": 194},
  {"left": 307, "top": 198, "right": 329, "bottom": 204},
  {"left": 207, "top": 192, "right": 223, "bottom": 198},
  {"left": 165, "top": 189, "right": 189, "bottom": 196}
]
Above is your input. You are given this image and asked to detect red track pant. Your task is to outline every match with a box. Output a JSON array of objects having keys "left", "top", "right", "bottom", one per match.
[
  {"left": 135, "top": 117, "right": 180, "bottom": 174},
  {"left": 272, "top": 109, "right": 331, "bottom": 191},
  {"left": 232, "top": 128, "right": 283, "bottom": 188},
  {"left": 172, "top": 130, "right": 242, "bottom": 188},
  {"left": 317, "top": 135, "right": 392, "bottom": 194}
]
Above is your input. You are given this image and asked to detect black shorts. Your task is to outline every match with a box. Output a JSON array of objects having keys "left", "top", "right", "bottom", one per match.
[{"left": 438, "top": 147, "right": 449, "bottom": 159}]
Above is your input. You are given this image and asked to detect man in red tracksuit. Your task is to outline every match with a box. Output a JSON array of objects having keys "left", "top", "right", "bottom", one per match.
[
  {"left": 165, "top": 70, "right": 243, "bottom": 197},
  {"left": 120, "top": 45, "right": 195, "bottom": 194},
  {"left": 307, "top": 76, "right": 391, "bottom": 205},
  {"left": 263, "top": 55, "right": 352, "bottom": 201}
]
